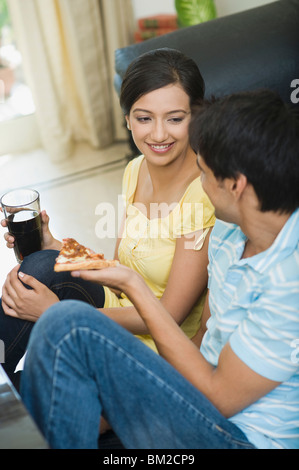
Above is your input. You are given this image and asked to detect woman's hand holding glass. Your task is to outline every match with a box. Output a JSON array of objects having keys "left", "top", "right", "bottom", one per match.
[{"left": 1, "top": 209, "right": 61, "bottom": 251}]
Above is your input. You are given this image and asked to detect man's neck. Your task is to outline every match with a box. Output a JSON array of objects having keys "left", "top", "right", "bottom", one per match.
[{"left": 240, "top": 209, "right": 291, "bottom": 259}]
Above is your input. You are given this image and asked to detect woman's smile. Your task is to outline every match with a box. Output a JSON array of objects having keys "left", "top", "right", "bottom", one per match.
[{"left": 147, "top": 142, "right": 175, "bottom": 154}]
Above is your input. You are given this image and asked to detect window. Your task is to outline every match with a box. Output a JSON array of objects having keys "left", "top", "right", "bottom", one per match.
[
  {"left": 0, "top": 0, "right": 35, "bottom": 119},
  {"left": 0, "top": 0, "right": 39, "bottom": 155}
]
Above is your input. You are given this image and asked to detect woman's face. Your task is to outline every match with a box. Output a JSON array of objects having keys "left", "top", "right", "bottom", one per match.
[{"left": 126, "top": 84, "right": 192, "bottom": 167}]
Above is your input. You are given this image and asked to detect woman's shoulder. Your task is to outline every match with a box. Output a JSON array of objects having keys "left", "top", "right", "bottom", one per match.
[
  {"left": 179, "top": 177, "right": 216, "bottom": 228},
  {"left": 180, "top": 176, "right": 207, "bottom": 203},
  {"left": 123, "top": 155, "right": 144, "bottom": 179},
  {"left": 122, "top": 155, "right": 145, "bottom": 201}
]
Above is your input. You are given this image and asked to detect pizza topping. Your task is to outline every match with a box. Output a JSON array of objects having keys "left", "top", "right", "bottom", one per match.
[
  {"left": 56, "top": 238, "right": 104, "bottom": 264},
  {"left": 54, "top": 237, "right": 118, "bottom": 271}
]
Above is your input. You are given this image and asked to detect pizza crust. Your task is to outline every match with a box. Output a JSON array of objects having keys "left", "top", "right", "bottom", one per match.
[{"left": 54, "top": 259, "right": 119, "bottom": 272}]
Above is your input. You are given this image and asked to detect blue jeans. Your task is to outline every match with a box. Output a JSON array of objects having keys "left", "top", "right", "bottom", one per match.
[
  {"left": 20, "top": 300, "right": 255, "bottom": 449},
  {"left": 0, "top": 250, "right": 105, "bottom": 387}
]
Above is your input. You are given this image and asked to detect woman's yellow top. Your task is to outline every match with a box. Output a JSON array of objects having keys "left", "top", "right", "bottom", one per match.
[{"left": 104, "top": 155, "right": 216, "bottom": 352}]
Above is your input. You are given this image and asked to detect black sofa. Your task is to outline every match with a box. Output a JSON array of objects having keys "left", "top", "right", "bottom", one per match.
[{"left": 114, "top": 0, "right": 299, "bottom": 105}]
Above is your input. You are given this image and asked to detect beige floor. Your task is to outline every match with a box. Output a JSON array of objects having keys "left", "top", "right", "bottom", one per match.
[{"left": 0, "top": 140, "right": 131, "bottom": 288}]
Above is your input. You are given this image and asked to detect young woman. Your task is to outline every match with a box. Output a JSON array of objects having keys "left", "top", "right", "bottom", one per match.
[{"left": 0, "top": 48, "right": 215, "bottom": 386}]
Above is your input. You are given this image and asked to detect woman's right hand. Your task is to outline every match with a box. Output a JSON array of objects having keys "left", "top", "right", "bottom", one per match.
[
  {"left": 1, "top": 210, "right": 61, "bottom": 251},
  {"left": 1, "top": 216, "right": 14, "bottom": 249}
]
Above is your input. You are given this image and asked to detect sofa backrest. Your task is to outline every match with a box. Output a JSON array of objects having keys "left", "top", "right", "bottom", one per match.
[{"left": 114, "top": 0, "right": 299, "bottom": 105}]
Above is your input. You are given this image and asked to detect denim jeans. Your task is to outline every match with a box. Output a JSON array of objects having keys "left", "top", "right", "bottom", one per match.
[
  {"left": 0, "top": 250, "right": 105, "bottom": 387},
  {"left": 20, "top": 300, "right": 255, "bottom": 449}
]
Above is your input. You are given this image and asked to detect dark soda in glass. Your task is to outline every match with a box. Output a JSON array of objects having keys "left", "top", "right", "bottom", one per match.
[{"left": 7, "top": 210, "right": 43, "bottom": 263}]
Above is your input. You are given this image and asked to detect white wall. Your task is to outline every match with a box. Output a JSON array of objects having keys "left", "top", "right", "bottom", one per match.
[
  {"left": 131, "top": 0, "right": 278, "bottom": 20},
  {"left": 132, "top": 0, "right": 175, "bottom": 18},
  {"left": 215, "top": 0, "right": 278, "bottom": 17}
]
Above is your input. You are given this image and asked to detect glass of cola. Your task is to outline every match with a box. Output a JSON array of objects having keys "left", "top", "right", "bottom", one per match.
[{"left": 1, "top": 188, "right": 43, "bottom": 263}]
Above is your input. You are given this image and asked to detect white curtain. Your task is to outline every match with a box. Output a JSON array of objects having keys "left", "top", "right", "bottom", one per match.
[
  {"left": 101, "top": 0, "right": 135, "bottom": 141},
  {"left": 7, "top": 0, "right": 135, "bottom": 162}
]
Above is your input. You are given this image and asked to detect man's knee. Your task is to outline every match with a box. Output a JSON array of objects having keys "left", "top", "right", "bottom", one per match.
[
  {"left": 29, "top": 300, "right": 94, "bottom": 345},
  {"left": 36, "top": 300, "right": 99, "bottom": 332},
  {"left": 32, "top": 300, "right": 118, "bottom": 349}
]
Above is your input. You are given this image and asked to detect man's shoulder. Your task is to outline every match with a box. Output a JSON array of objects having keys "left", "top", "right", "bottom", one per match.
[
  {"left": 210, "top": 220, "right": 242, "bottom": 250},
  {"left": 211, "top": 219, "right": 237, "bottom": 236},
  {"left": 208, "top": 220, "right": 244, "bottom": 270}
]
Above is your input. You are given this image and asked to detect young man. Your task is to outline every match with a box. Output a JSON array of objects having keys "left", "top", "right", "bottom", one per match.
[{"left": 20, "top": 90, "right": 299, "bottom": 449}]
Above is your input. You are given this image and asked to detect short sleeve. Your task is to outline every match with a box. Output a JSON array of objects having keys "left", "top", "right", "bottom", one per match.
[
  {"left": 173, "top": 177, "right": 216, "bottom": 248},
  {"left": 122, "top": 155, "right": 144, "bottom": 205}
]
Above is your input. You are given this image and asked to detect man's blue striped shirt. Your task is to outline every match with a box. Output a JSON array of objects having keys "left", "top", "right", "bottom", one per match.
[{"left": 200, "top": 209, "right": 299, "bottom": 449}]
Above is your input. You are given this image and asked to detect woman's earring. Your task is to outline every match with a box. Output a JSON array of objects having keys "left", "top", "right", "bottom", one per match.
[{"left": 127, "top": 123, "right": 131, "bottom": 130}]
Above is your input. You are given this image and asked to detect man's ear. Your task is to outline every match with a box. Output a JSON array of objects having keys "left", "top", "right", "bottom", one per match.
[{"left": 228, "top": 174, "right": 248, "bottom": 200}]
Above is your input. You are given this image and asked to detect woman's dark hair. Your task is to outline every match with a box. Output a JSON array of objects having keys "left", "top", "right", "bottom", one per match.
[
  {"left": 120, "top": 48, "right": 205, "bottom": 115},
  {"left": 189, "top": 89, "right": 299, "bottom": 213}
]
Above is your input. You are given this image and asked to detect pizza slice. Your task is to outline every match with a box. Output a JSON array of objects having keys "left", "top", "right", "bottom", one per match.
[{"left": 54, "top": 237, "right": 119, "bottom": 272}]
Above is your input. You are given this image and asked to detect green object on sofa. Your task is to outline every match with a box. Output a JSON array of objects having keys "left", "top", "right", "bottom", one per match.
[{"left": 175, "top": 0, "right": 217, "bottom": 27}]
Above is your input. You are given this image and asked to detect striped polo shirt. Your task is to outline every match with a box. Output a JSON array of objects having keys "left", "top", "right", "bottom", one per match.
[{"left": 200, "top": 209, "right": 299, "bottom": 449}]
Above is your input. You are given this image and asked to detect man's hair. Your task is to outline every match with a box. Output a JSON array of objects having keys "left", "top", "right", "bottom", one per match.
[{"left": 189, "top": 90, "right": 299, "bottom": 213}]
